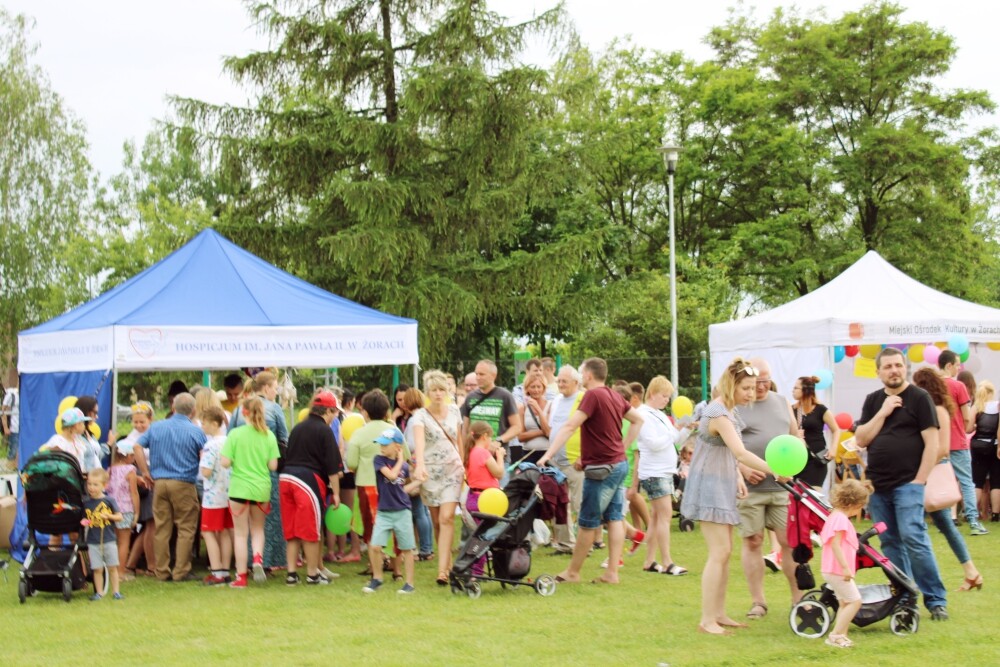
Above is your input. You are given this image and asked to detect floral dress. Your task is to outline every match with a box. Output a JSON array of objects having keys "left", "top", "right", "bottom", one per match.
[{"left": 412, "top": 405, "right": 464, "bottom": 507}]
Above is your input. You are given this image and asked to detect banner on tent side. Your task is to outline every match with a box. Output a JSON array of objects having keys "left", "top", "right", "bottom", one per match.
[
  {"left": 18, "top": 328, "right": 114, "bottom": 373},
  {"left": 111, "top": 324, "right": 419, "bottom": 370}
]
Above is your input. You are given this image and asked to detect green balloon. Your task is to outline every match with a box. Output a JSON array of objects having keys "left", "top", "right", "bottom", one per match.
[
  {"left": 765, "top": 434, "right": 808, "bottom": 477},
  {"left": 324, "top": 503, "right": 352, "bottom": 535}
]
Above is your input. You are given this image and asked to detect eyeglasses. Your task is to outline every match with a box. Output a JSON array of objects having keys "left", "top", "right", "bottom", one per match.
[{"left": 739, "top": 365, "right": 760, "bottom": 377}]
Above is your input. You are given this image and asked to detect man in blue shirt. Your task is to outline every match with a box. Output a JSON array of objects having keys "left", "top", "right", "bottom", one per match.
[{"left": 134, "top": 392, "right": 207, "bottom": 582}]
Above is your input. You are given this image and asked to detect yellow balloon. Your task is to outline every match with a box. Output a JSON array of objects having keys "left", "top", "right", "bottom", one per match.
[
  {"left": 859, "top": 344, "right": 881, "bottom": 359},
  {"left": 341, "top": 413, "right": 365, "bottom": 444},
  {"left": 57, "top": 395, "right": 78, "bottom": 415},
  {"left": 987, "top": 342, "right": 1000, "bottom": 351},
  {"left": 672, "top": 396, "right": 694, "bottom": 419},
  {"left": 478, "top": 487, "right": 509, "bottom": 516},
  {"left": 934, "top": 341, "right": 947, "bottom": 349},
  {"left": 297, "top": 407, "right": 310, "bottom": 424},
  {"left": 907, "top": 344, "right": 925, "bottom": 363}
]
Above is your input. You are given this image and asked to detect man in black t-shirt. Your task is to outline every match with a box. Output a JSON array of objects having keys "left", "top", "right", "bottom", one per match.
[{"left": 855, "top": 347, "right": 948, "bottom": 619}]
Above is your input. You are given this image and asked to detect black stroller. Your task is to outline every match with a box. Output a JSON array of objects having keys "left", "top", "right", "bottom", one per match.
[
  {"left": 450, "top": 464, "right": 557, "bottom": 598},
  {"left": 17, "top": 450, "right": 99, "bottom": 603},
  {"left": 784, "top": 480, "right": 921, "bottom": 638}
]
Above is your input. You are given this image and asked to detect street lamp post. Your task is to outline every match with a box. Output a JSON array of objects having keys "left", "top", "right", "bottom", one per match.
[{"left": 657, "top": 141, "right": 682, "bottom": 392}]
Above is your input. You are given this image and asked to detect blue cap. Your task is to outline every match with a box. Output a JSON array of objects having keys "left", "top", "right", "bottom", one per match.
[{"left": 375, "top": 428, "right": 404, "bottom": 446}]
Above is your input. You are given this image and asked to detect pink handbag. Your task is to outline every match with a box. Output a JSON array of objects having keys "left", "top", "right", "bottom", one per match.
[{"left": 924, "top": 460, "right": 961, "bottom": 512}]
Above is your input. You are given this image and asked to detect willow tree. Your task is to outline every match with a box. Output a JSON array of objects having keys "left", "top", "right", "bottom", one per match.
[{"left": 175, "top": 0, "right": 602, "bottom": 363}]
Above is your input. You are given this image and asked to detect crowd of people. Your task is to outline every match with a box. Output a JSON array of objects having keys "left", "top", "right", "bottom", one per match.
[{"left": 3, "top": 349, "right": 996, "bottom": 641}]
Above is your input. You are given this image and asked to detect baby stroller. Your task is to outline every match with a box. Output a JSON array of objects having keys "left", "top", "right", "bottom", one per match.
[
  {"left": 672, "top": 473, "right": 695, "bottom": 532},
  {"left": 450, "top": 464, "right": 558, "bottom": 599},
  {"left": 17, "top": 450, "right": 99, "bottom": 603},
  {"left": 784, "top": 480, "right": 921, "bottom": 638}
]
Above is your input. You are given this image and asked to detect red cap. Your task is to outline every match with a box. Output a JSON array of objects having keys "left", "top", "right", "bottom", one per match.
[{"left": 313, "top": 391, "right": 339, "bottom": 409}]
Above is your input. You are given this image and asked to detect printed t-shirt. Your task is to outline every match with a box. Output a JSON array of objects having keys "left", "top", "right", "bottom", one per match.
[
  {"left": 84, "top": 495, "right": 120, "bottom": 545},
  {"left": 466, "top": 447, "right": 501, "bottom": 490},
  {"left": 460, "top": 387, "right": 518, "bottom": 443},
  {"left": 577, "top": 386, "right": 629, "bottom": 467},
  {"left": 373, "top": 454, "right": 411, "bottom": 511},
  {"left": 820, "top": 509, "right": 859, "bottom": 576},
  {"left": 859, "top": 384, "right": 938, "bottom": 492},
  {"left": 221, "top": 425, "right": 280, "bottom": 502},
  {"left": 200, "top": 434, "right": 231, "bottom": 509}
]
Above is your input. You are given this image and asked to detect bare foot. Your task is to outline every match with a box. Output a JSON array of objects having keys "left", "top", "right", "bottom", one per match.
[
  {"left": 717, "top": 617, "right": 749, "bottom": 628},
  {"left": 591, "top": 576, "right": 619, "bottom": 584},
  {"left": 697, "top": 624, "right": 733, "bottom": 636},
  {"left": 554, "top": 571, "right": 580, "bottom": 583}
]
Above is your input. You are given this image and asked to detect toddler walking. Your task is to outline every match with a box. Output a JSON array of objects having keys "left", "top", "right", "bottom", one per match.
[
  {"left": 820, "top": 478, "right": 873, "bottom": 648},
  {"left": 84, "top": 468, "right": 125, "bottom": 601}
]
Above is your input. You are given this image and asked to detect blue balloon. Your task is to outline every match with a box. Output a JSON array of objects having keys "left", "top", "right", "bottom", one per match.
[
  {"left": 815, "top": 369, "right": 834, "bottom": 390},
  {"left": 833, "top": 346, "right": 846, "bottom": 363},
  {"left": 947, "top": 333, "right": 969, "bottom": 355}
]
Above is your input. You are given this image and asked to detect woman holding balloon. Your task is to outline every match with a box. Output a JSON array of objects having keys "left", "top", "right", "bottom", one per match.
[
  {"left": 792, "top": 376, "right": 840, "bottom": 489},
  {"left": 680, "top": 358, "right": 790, "bottom": 636}
]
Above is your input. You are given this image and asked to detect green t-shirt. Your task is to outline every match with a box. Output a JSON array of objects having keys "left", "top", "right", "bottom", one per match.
[
  {"left": 221, "top": 425, "right": 280, "bottom": 502},
  {"left": 622, "top": 419, "right": 638, "bottom": 487}
]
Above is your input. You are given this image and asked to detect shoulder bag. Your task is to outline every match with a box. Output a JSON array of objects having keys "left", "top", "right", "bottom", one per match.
[{"left": 924, "top": 459, "right": 962, "bottom": 512}]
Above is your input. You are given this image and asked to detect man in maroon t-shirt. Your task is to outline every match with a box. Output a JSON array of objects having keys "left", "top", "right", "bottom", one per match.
[{"left": 539, "top": 358, "right": 643, "bottom": 583}]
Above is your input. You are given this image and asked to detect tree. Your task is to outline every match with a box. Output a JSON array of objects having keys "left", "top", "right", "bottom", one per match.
[
  {"left": 0, "top": 11, "right": 98, "bottom": 360},
  {"left": 174, "top": 0, "right": 603, "bottom": 364}
]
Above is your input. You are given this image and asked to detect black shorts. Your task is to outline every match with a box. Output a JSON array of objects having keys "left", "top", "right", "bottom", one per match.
[{"left": 340, "top": 471, "right": 356, "bottom": 491}]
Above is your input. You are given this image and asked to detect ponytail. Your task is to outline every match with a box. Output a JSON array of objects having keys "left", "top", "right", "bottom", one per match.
[
  {"left": 463, "top": 421, "right": 494, "bottom": 470},
  {"left": 241, "top": 396, "right": 268, "bottom": 435}
]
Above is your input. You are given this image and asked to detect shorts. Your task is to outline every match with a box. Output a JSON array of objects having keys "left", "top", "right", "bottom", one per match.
[
  {"left": 115, "top": 512, "right": 135, "bottom": 531},
  {"left": 370, "top": 509, "right": 416, "bottom": 551},
  {"left": 639, "top": 476, "right": 674, "bottom": 500},
  {"left": 737, "top": 490, "right": 790, "bottom": 539},
  {"left": 340, "top": 471, "right": 356, "bottom": 491},
  {"left": 822, "top": 572, "right": 861, "bottom": 603},
  {"left": 229, "top": 498, "right": 272, "bottom": 515},
  {"left": 200, "top": 506, "right": 234, "bottom": 532},
  {"left": 88, "top": 541, "right": 119, "bottom": 568},
  {"left": 279, "top": 474, "right": 324, "bottom": 542},
  {"left": 578, "top": 460, "right": 628, "bottom": 529}
]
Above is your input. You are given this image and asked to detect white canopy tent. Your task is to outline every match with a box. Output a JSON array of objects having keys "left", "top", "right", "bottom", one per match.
[{"left": 709, "top": 251, "right": 1000, "bottom": 416}]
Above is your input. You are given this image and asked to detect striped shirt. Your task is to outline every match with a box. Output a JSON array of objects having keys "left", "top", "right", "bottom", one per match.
[{"left": 137, "top": 414, "right": 208, "bottom": 483}]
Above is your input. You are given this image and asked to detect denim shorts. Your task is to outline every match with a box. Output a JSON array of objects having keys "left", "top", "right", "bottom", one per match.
[
  {"left": 639, "top": 476, "right": 674, "bottom": 500},
  {"left": 578, "top": 461, "right": 628, "bottom": 529},
  {"left": 371, "top": 509, "right": 416, "bottom": 551}
]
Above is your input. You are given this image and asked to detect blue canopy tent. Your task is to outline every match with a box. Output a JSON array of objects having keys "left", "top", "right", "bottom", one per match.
[{"left": 15, "top": 226, "right": 418, "bottom": 481}]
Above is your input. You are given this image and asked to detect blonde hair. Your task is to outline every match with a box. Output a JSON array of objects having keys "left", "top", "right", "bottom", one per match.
[
  {"left": 422, "top": 369, "right": 449, "bottom": 394},
  {"left": 830, "top": 478, "right": 872, "bottom": 512},
  {"left": 717, "top": 357, "right": 756, "bottom": 409},
  {"left": 645, "top": 375, "right": 674, "bottom": 401},
  {"left": 463, "top": 420, "right": 494, "bottom": 469},
  {"left": 252, "top": 371, "right": 277, "bottom": 393},
  {"left": 194, "top": 387, "right": 223, "bottom": 419},
  {"left": 240, "top": 396, "right": 268, "bottom": 434},
  {"left": 974, "top": 380, "right": 996, "bottom": 414},
  {"left": 88, "top": 468, "right": 109, "bottom": 484}
]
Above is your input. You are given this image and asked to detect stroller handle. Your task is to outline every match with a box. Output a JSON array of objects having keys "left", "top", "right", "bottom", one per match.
[{"left": 470, "top": 511, "right": 514, "bottom": 524}]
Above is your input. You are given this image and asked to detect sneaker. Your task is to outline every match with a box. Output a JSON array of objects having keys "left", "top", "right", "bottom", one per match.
[
  {"left": 203, "top": 574, "right": 228, "bottom": 586},
  {"left": 629, "top": 530, "right": 645, "bottom": 555},
  {"left": 306, "top": 573, "right": 329, "bottom": 586},
  {"left": 763, "top": 552, "right": 780, "bottom": 573},
  {"left": 398, "top": 583, "right": 415, "bottom": 595},
  {"left": 320, "top": 567, "right": 340, "bottom": 580},
  {"left": 930, "top": 606, "right": 949, "bottom": 621},
  {"left": 89, "top": 593, "right": 102, "bottom": 602},
  {"left": 230, "top": 574, "right": 248, "bottom": 589},
  {"left": 252, "top": 553, "right": 266, "bottom": 584},
  {"left": 969, "top": 521, "right": 989, "bottom": 536},
  {"left": 362, "top": 578, "right": 383, "bottom": 594},
  {"left": 285, "top": 572, "right": 300, "bottom": 586},
  {"left": 112, "top": 592, "right": 124, "bottom": 600}
]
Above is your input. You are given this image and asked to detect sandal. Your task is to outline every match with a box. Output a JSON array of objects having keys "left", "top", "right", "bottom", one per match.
[
  {"left": 643, "top": 562, "right": 663, "bottom": 573},
  {"left": 747, "top": 602, "right": 768, "bottom": 619},
  {"left": 662, "top": 563, "right": 688, "bottom": 576},
  {"left": 824, "top": 634, "right": 853, "bottom": 648},
  {"left": 436, "top": 575, "right": 449, "bottom": 586},
  {"left": 418, "top": 552, "right": 435, "bottom": 562}
]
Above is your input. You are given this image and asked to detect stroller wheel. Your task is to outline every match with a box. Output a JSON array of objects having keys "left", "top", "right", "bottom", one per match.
[
  {"left": 533, "top": 574, "right": 557, "bottom": 597},
  {"left": 789, "top": 598, "right": 832, "bottom": 638},
  {"left": 800, "top": 589, "right": 824, "bottom": 603},
  {"left": 465, "top": 581, "right": 482, "bottom": 599},
  {"left": 18, "top": 578, "right": 27, "bottom": 604},
  {"left": 890, "top": 607, "right": 919, "bottom": 636},
  {"left": 679, "top": 517, "right": 695, "bottom": 532},
  {"left": 62, "top": 577, "right": 73, "bottom": 603}
]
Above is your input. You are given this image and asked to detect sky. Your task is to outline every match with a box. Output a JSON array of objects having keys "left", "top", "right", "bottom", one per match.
[{"left": 4, "top": 0, "right": 997, "bottom": 180}]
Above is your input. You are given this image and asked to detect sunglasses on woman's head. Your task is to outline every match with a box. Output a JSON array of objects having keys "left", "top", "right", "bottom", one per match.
[{"left": 739, "top": 365, "right": 759, "bottom": 377}]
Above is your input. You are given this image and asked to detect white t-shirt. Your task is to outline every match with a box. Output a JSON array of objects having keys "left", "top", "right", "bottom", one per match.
[
  {"left": 43, "top": 433, "right": 87, "bottom": 470},
  {"left": 199, "top": 434, "right": 231, "bottom": 509},
  {"left": 636, "top": 404, "right": 683, "bottom": 480},
  {"left": 2, "top": 388, "right": 18, "bottom": 433}
]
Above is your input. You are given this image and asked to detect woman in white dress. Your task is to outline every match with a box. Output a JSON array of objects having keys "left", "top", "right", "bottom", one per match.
[{"left": 412, "top": 369, "right": 465, "bottom": 584}]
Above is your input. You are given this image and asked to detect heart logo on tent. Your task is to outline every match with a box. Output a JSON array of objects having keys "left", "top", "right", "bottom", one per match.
[{"left": 129, "top": 328, "right": 164, "bottom": 358}]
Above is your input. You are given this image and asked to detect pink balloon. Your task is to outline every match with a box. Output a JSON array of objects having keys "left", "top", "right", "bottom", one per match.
[{"left": 923, "top": 345, "right": 941, "bottom": 365}]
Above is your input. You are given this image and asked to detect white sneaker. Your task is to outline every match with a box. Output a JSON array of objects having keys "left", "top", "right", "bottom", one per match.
[{"left": 320, "top": 567, "right": 340, "bottom": 580}]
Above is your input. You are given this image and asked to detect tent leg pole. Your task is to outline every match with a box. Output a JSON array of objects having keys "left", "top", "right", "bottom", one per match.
[{"left": 112, "top": 368, "right": 119, "bottom": 430}]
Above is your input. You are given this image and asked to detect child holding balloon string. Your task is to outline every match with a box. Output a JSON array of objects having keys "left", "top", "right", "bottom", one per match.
[{"left": 463, "top": 421, "right": 505, "bottom": 576}]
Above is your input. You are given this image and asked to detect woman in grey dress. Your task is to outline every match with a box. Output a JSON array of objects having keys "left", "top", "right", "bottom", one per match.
[{"left": 681, "top": 358, "right": 782, "bottom": 636}]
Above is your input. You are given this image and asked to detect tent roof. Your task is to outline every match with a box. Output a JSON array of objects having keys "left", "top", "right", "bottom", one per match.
[
  {"left": 25, "top": 228, "right": 414, "bottom": 332},
  {"left": 710, "top": 251, "right": 1000, "bottom": 351}
]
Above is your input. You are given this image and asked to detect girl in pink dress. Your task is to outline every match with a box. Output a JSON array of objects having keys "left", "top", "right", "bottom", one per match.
[{"left": 820, "top": 478, "right": 872, "bottom": 648}]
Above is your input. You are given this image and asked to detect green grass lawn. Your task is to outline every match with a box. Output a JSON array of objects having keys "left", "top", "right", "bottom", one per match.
[{"left": 2, "top": 519, "right": 995, "bottom": 666}]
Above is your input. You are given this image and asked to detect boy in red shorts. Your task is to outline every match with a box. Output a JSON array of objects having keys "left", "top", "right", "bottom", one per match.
[{"left": 199, "top": 406, "right": 233, "bottom": 585}]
